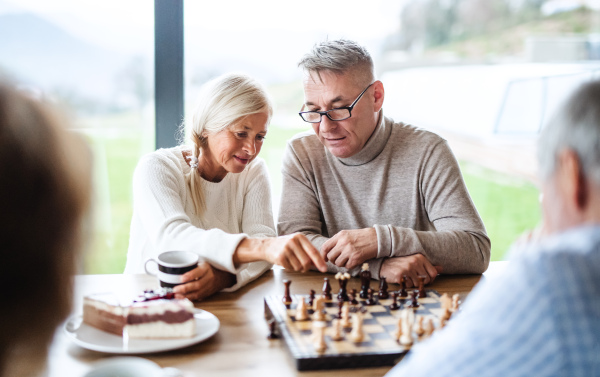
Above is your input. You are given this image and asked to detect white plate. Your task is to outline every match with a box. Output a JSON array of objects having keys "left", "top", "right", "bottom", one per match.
[{"left": 64, "top": 309, "right": 219, "bottom": 354}]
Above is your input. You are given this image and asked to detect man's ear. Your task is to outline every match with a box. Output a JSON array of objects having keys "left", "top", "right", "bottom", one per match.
[
  {"left": 558, "top": 149, "right": 588, "bottom": 210},
  {"left": 372, "top": 80, "right": 385, "bottom": 113}
]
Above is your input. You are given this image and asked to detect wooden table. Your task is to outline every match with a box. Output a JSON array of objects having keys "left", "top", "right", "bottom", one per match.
[{"left": 47, "top": 262, "right": 507, "bottom": 377}]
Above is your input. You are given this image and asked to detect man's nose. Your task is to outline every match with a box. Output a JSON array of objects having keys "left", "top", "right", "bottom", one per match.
[{"left": 319, "top": 114, "right": 337, "bottom": 133}]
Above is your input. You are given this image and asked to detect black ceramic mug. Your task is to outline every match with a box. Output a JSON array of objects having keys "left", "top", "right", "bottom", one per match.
[{"left": 144, "top": 250, "right": 199, "bottom": 288}]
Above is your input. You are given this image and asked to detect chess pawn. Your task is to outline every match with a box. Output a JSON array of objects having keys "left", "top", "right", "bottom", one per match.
[
  {"left": 295, "top": 297, "right": 309, "bottom": 321},
  {"left": 389, "top": 292, "right": 400, "bottom": 310},
  {"left": 349, "top": 312, "right": 364, "bottom": 342},
  {"left": 417, "top": 275, "right": 426, "bottom": 298},
  {"left": 330, "top": 319, "right": 344, "bottom": 341},
  {"left": 282, "top": 279, "right": 292, "bottom": 305},
  {"left": 312, "top": 321, "right": 327, "bottom": 353},
  {"left": 341, "top": 302, "right": 352, "bottom": 328},
  {"left": 399, "top": 275, "right": 407, "bottom": 298},
  {"left": 414, "top": 316, "right": 425, "bottom": 337},
  {"left": 336, "top": 272, "right": 350, "bottom": 301}
]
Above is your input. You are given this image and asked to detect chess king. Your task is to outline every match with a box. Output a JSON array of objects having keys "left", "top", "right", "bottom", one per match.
[
  {"left": 387, "top": 81, "right": 600, "bottom": 376},
  {"left": 278, "top": 39, "right": 490, "bottom": 286}
]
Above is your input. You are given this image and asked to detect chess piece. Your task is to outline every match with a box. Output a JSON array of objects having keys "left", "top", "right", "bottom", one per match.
[
  {"left": 267, "top": 319, "right": 278, "bottom": 339},
  {"left": 399, "top": 275, "right": 407, "bottom": 298},
  {"left": 337, "top": 300, "right": 343, "bottom": 319},
  {"left": 349, "top": 289, "right": 359, "bottom": 305},
  {"left": 335, "top": 272, "right": 350, "bottom": 301},
  {"left": 399, "top": 309, "right": 414, "bottom": 346},
  {"left": 359, "top": 263, "right": 371, "bottom": 299},
  {"left": 282, "top": 279, "right": 292, "bottom": 305},
  {"left": 365, "top": 288, "right": 376, "bottom": 305},
  {"left": 440, "top": 293, "right": 452, "bottom": 322},
  {"left": 389, "top": 291, "right": 400, "bottom": 310},
  {"left": 407, "top": 290, "right": 420, "bottom": 308},
  {"left": 330, "top": 319, "right": 344, "bottom": 341},
  {"left": 417, "top": 275, "right": 426, "bottom": 298},
  {"left": 312, "top": 321, "right": 327, "bottom": 353},
  {"left": 414, "top": 316, "right": 425, "bottom": 336},
  {"left": 378, "top": 276, "right": 389, "bottom": 299},
  {"left": 349, "top": 312, "right": 364, "bottom": 342},
  {"left": 393, "top": 317, "right": 403, "bottom": 341},
  {"left": 313, "top": 295, "right": 326, "bottom": 321},
  {"left": 308, "top": 289, "right": 316, "bottom": 307},
  {"left": 322, "top": 278, "right": 332, "bottom": 300},
  {"left": 423, "top": 318, "right": 435, "bottom": 339},
  {"left": 451, "top": 294, "right": 460, "bottom": 313},
  {"left": 341, "top": 302, "right": 352, "bottom": 328},
  {"left": 295, "top": 297, "right": 309, "bottom": 321}
]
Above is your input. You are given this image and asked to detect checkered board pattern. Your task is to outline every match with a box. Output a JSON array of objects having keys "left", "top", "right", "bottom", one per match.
[{"left": 264, "top": 290, "right": 443, "bottom": 371}]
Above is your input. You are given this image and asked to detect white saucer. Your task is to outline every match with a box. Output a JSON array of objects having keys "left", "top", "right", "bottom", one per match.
[
  {"left": 64, "top": 309, "right": 219, "bottom": 354},
  {"left": 84, "top": 357, "right": 163, "bottom": 377}
]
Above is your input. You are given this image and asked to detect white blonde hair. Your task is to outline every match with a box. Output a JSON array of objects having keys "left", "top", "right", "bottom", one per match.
[{"left": 184, "top": 73, "right": 273, "bottom": 215}]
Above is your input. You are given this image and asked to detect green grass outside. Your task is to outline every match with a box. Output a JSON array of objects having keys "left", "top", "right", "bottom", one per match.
[{"left": 82, "top": 126, "right": 540, "bottom": 274}]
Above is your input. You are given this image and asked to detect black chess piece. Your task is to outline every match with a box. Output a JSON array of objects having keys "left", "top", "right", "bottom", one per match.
[
  {"left": 417, "top": 275, "right": 427, "bottom": 298},
  {"left": 360, "top": 266, "right": 371, "bottom": 299},
  {"left": 378, "top": 276, "right": 389, "bottom": 299},
  {"left": 308, "top": 289, "right": 315, "bottom": 307},
  {"left": 337, "top": 300, "right": 344, "bottom": 319},
  {"left": 322, "top": 278, "right": 332, "bottom": 300},
  {"left": 389, "top": 291, "right": 400, "bottom": 310},
  {"left": 282, "top": 279, "right": 292, "bottom": 305},
  {"left": 349, "top": 289, "right": 359, "bottom": 305},
  {"left": 407, "top": 290, "right": 420, "bottom": 308},
  {"left": 365, "top": 288, "right": 376, "bottom": 305},
  {"left": 399, "top": 275, "right": 407, "bottom": 298},
  {"left": 337, "top": 276, "right": 349, "bottom": 302},
  {"left": 267, "top": 319, "right": 278, "bottom": 339}
]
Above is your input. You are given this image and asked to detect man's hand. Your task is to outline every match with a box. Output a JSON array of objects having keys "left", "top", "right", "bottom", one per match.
[
  {"left": 263, "top": 233, "right": 328, "bottom": 273},
  {"left": 173, "top": 262, "right": 236, "bottom": 301},
  {"left": 380, "top": 254, "right": 443, "bottom": 287},
  {"left": 321, "top": 228, "right": 378, "bottom": 270}
]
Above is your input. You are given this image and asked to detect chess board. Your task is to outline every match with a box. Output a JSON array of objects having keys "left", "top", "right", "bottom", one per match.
[{"left": 264, "top": 290, "right": 444, "bottom": 371}]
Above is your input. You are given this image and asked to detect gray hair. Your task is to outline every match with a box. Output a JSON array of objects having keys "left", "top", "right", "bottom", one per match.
[
  {"left": 185, "top": 73, "right": 273, "bottom": 215},
  {"left": 538, "top": 80, "right": 600, "bottom": 185},
  {"left": 298, "top": 39, "right": 375, "bottom": 85}
]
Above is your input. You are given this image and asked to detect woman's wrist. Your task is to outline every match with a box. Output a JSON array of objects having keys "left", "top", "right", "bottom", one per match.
[{"left": 233, "top": 237, "right": 269, "bottom": 264}]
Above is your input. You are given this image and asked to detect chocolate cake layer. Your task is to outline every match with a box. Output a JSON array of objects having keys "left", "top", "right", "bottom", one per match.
[{"left": 126, "top": 310, "right": 194, "bottom": 325}]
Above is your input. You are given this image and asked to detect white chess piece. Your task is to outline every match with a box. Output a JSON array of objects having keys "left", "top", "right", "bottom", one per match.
[
  {"left": 399, "top": 309, "right": 414, "bottom": 346},
  {"left": 295, "top": 297, "right": 309, "bottom": 321},
  {"left": 349, "top": 312, "right": 364, "bottom": 342},
  {"left": 330, "top": 319, "right": 344, "bottom": 341},
  {"left": 313, "top": 296, "right": 326, "bottom": 321},
  {"left": 312, "top": 321, "right": 327, "bottom": 352},
  {"left": 341, "top": 302, "right": 352, "bottom": 327}
]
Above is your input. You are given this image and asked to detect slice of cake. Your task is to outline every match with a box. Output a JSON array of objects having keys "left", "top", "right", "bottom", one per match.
[{"left": 83, "top": 289, "right": 196, "bottom": 339}]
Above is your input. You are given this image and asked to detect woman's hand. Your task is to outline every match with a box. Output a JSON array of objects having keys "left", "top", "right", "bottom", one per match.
[{"left": 173, "top": 262, "right": 236, "bottom": 301}]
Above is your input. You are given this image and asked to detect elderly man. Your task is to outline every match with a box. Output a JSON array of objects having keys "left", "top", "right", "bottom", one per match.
[
  {"left": 278, "top": 39, "right": 490, "bottom": 286},
  {"left": 387, "top": 81, "right": 600, "bottom": 376}
]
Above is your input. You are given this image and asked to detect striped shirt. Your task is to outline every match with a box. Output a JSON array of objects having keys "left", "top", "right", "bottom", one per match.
[{"left": 387, "top": 225, "right": 600, "bottom": 377}]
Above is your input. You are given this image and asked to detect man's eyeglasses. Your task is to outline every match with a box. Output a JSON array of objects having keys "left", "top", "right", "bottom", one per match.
[{"left": 299, "top": 82, "right": 374, "bottom": 123}]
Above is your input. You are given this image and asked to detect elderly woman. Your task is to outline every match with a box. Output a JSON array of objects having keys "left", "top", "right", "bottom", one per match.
[{"left": 125, "top": 73, "right": 326, "bottom": 300}]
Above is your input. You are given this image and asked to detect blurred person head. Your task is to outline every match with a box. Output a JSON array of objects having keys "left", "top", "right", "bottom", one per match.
[
  {"left": 298, "top": 39, "right": 384, "bottom": 158},
  {"left": 184, "top": 73, "right": 273, "bottom": 215},
  {"left": 0, "top": 81, "right": 91, "bottom": 377},
  {"left": 537, "top": 80, "right": 600, "bottom": 234}
]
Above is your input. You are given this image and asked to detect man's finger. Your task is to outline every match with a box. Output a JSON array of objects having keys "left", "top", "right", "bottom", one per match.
[
  {"left": 320, "top": 238, "right": 335, "bottom": 261},
  {"left": 284, "top": 252, "right": 303, "bottom": 272}
]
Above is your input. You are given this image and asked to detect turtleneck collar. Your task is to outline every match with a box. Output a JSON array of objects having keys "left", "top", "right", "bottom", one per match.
[{"left": 337, "top": 110, "right": 390, "bottom": 166}]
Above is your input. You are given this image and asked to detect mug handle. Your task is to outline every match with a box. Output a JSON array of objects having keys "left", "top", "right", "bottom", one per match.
[{"left": 144, "top": 258, "right": 159, "bottom": 276}]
